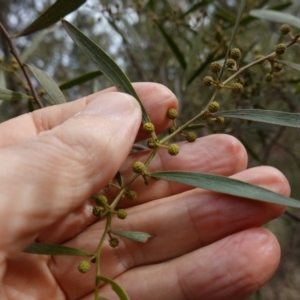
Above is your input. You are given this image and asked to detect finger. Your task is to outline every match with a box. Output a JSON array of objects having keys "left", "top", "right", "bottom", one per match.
[
  {"left": 51, "top": 166, "right": 288, "bottom": 298},
  {"left": 37, "top": 133, "right": 247, "bottom": 244},
  {"left": 0, "top": 92, "right": 141, "bottom": 257},
  {"left": 95, "top": 228, "right": 280, "bottom": 300},
  {"left": 0, "top": 82, "right": 177, "bottom": 147}
]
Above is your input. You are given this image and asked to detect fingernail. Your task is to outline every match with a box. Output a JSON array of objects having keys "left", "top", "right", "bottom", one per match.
[{"left": 80, "top": 92, "right": 138, "bottom": 120}]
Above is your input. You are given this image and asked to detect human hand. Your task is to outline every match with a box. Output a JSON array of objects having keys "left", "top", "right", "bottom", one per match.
[{"left": 0, "top": 83, "right": 289, "bottom": 300}]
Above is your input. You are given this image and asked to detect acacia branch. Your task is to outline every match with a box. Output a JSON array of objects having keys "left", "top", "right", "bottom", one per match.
[{"left": 0, "top": 23, "right": 43, "bottom": 109}]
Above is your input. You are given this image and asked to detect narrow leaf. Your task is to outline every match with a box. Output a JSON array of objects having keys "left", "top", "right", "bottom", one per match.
[
  {"left": 14, "top": 0, "right": 86, "bottom": 37},
  {"left": 61, "top": 20, "right": 151, "bottom": 124},
  {"left": 249, "top": 9, "right": 300, "bottom": 29},
  {"left": 26, "top": 64, "right": 66, "bottom": 104},
  {"left": 215, "top": 109, "right": 300, "bottom": 128},
  {"left": 59, "top": 71, "right": 102, "bottom": 90},
  {"left": 112, "top": 230, "right": 154, "bottom": 243},
  {"left": 240, "top": 2, "right": 293, "bottom": 26},
  {"left": 0, "top": 87, "right": 33, "bottom": 101},
  {"left": 156, "top": 22, "right": 187, "bottom": 70},
  {"left": 277, "top": 60, "right": 300, "bottom": 72},
  {"left": 99, "top": 276, "right": 130, "bottom": 300},
  {"left": 24, "top": 243, "right": 92, "bottom": 256},
  {"left": 150, "top": 171, "right": 300, "bottom": 208}
]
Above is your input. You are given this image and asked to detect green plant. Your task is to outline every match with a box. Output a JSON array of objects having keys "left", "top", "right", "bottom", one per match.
[{"left": 1, "top": 1, "right": 300, "bottom": 299}]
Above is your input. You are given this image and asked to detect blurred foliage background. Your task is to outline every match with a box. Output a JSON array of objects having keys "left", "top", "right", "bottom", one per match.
[{"left": 0, "top": 0, "right": 300, "bottom": 299}]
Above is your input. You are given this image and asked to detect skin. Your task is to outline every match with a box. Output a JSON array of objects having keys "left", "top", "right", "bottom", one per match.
[{"left": 0, "top": 83, "right": 289, "bottom": 300}]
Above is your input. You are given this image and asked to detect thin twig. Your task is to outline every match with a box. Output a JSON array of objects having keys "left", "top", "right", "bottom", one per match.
[
  {"left": 0, "top": 22, "right": 43, "bottom": 108},
  {"left": 284, "top": 210, "right": 300, "bottom": 223},
  {"left": 223, "top": 33, "right": 300, "bottom": 85}
]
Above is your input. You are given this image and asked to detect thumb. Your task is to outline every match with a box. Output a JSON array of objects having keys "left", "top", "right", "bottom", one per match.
[{"left": 0, "top": 92, "right": 141, "bottom": 256}]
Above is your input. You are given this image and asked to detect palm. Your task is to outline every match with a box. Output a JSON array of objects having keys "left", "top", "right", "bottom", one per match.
[{"left": 0, "top": 84, "right": 288, "bottom": 300}]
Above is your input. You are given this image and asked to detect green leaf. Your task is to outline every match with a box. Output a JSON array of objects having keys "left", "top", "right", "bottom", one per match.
[
  {"left": 61, "top": 20, "right": 151, "bottom": 124},
  {"left": 14, "top": 0, "right": 86, "bottom": 37},
  {"left": 249, "top": 9, "right": 300, "bottom": 29},
  {"left": 98, "top": 275, "right": 130, "bottom": 300},
  {"left": 0, "top": 87, "right": 33, "bottom": 101},
  {"left": 24, "top": 243, "right": 92, "bottom": 256},
  {"left": 214, "top": 109, "right": 300, "bottom": 128},
  {"left": 150, "top": 171, "right": 300, "bottom": 208},
  {"left": 156, "top": 22, "right": 187, "bottom": 70},
  {"left": 59, "top": 71, "right": 102, "bottom": 90},
  {"left": 240, "top": 2, "right": 293, "bottom": 26},
  {"left": 112, "top": 230, "right": 154, "bottom": 243},
  {"left": 277, "top": 60, "right": 300, "bottom": 72},
  {"left": 26, "top": 64, "right": 66, "bottom": 104}
]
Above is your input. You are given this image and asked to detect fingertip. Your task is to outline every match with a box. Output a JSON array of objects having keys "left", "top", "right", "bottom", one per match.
[{"left": 212, "top": 134, "right": 248, "bottom": 173}]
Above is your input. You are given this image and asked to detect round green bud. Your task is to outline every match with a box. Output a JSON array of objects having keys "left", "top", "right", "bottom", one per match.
[
  {"left": 143, "top": 122, "right": 155, "bottom": 133},
  {"left": 273, "top": 62, "right": 283, "bottom": 73},
  {"left": 78, "top": 260, "right": 91, "bottom": 273},
  {"left": 275, "top": 43, "right": 287, "bottom": 55},
  {"left": 208, "top": 101, "right": 220, "bottom": 113},
  {"left": 231, "top": 82, "right": 244, "bottom": 94},
  {"left": 210, "top": 61, "right": 222, "bottom": 73},
  {"left": 226, "top": 58, "right": 236, "bottom": 69},
  {"left": 186, "top": 132, "right": 197, "bottom": 142},
  {"left": 280, "top": 24, "right": 291, "bottom": 35},
  {"left": 230, "top": 48, "right": 242, "bottom": 60},
  {"left": 93, "top": 206, "right": 104, "bottom": 217},
  {"left": 125, "top": 189, "right": 137, "bottom": 200},
  {"left": 117, "top": 209, "right": 127, "bottom": 220},
  {"left": 147, "top": 138, "right": 156, "bottom": 149},
  {"left": 168, "top": 144, "right": 180, "bottom": 156},
  {"left": 109, "top": 237, "right": 119, "bottom": 248},
  {"left": 117, "top": 209, "right": 127, "bottom": 219},
  {"left": 264, "top": 73, "right": 273, "bottom": 82},
  {"left": 95, "top": 194, "right": 108, "bottom": 206},
  {"left": 203, "top": 76, "right": 214, "bottom": 86},
  {"left": 133, "top": 161, "right": 146, "bottom": 174},
  {"left": 167, "top": 108, "right": 178, "bottom": 119},
  {"left": 168, "top": 125, "right": 178, "bottom": 134},
  {"left": 215, "top": 116, "right": 225, "bottom": 124}
]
